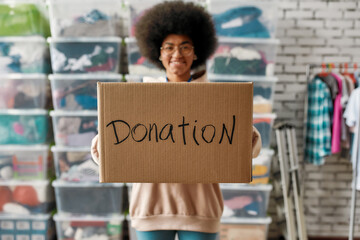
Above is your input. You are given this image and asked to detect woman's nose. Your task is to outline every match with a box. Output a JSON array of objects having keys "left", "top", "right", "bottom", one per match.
[{"left": 172, "top": 47, "right": 182, "bottom": 57}]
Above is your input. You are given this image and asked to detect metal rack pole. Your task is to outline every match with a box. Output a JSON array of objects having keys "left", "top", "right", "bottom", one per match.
[{"left": 349, "top": 101, "right": 360, "bottom": 240}]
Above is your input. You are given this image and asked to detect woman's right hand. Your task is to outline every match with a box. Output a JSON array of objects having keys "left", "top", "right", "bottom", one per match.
[{"left": 91, "top": 134, "right": 100, "bottom": 165}]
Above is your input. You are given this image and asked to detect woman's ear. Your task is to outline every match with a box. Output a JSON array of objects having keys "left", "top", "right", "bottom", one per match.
[{"left": 194, "top": 55, "right": 197, "bottom": 60}]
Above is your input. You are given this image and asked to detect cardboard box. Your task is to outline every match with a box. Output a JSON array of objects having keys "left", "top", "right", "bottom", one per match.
[{"left": 98, "top": 82, "right": 253, "bottom": 183}]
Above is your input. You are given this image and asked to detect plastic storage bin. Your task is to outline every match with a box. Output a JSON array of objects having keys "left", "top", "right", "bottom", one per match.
[
  {"left": 208, "top": 0, "right": 278, "bottom": 38},
  {"left": 0, "top": 214, "right": 55, "bottom": 240},
  {"left": 49, "top": 74, "right": 122, "bottom": 110},
  {"left": 0, "top": 145, "right": 50, "bottom": 181},
  {"left": 0, "top": 180, "right": 54, "bottom": 215},
  {"left": 0, "top": 109, "right": 49, "bottom": 145},
  {"left": 208, "top": 75, "right": 277, "bottom": 113},
  {"left": 54, "top": 214, "right": 123, "bottom": 240},
  {"left": 207, "top": 37, "right": 279, "bottom": 77},
  {"left": 0, "top": 0, "right": 50, "bottom": 37},
  {"left": 47, "top": 0, "right": 123, "bottom": 37},
  {"left": 48, "top": 37, "right": 121, "bottom": 73},
  {"left": 50, "top": 110, "right": 98, "bottom": 147},
  {"left": 220, "top": 184, "right": 272, "bottom": 218},
  {"left": 0, "top": 37, "right": 49, "bottom": 73},
  {"left": 0, "top": 74, "right": 48, "bottom": 109},
  {"left": 53, "top": 180, "right": 124, "bottom": 215},
  {"left": 218, "top": 217, "right": 272, "bottom": 240},
  {"left": 253, "top": 113, "right": 276, "bottom": 148},
  {"left": 251, "top": 149, "right": 274, "bottom": 185},
  {"left": 125, "top": 37, "right": 165, "bottom": 76},
  {"left": 52, "top": 146, "right": 98, "bottom": 182}
]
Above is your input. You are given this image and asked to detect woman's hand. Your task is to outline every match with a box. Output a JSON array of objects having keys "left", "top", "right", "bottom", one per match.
[
  {"left": 252, "top": 126, "right": 261, "bottom": 158},
  {"left": 91, "top": 134, "right": 100, "bottom": 165}
]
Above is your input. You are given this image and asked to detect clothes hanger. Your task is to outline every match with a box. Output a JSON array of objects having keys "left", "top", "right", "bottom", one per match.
[{"left": 317, "top": 63, "right": 328, "bottom": 77}]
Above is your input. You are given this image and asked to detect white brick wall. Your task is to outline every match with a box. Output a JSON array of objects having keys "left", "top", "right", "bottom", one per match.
[{"left": 273, "top": 0, "right": 360, "bottom": 238}]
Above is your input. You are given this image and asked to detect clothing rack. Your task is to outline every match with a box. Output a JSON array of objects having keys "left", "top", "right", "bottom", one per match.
[{"left": 305, "top": 64, "right": 360, "bottom": 240}]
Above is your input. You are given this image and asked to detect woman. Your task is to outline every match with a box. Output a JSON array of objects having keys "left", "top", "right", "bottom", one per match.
[{"left": 92, "top": 1, "right": 262, "bottom": 239}]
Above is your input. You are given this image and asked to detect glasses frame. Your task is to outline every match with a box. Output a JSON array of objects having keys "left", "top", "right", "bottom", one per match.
[{"left": 160, "top": 44, "right": 195, "bottom": 57}]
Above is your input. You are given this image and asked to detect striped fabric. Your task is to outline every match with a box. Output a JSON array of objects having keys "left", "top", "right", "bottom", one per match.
[{"left": 305, "top": 77, "right": 333, "bottom": 165}]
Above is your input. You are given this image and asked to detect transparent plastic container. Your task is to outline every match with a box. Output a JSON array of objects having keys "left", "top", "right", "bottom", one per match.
[
  {"left": 0, "top": 0, "right": 50, "bottom": 37},
  {"left": 47, "top": 0, "right": 123, "bottom": 37},
  {"left": 0, "top": 74, "right": 48, "bottom": 109},
  {"left": 54, "top": 214, "right": 123, "bottom": 240},
  {"left": 49, "top": 74, "right": 122, "bottom": 110},
  {"left": 0, "top": 214, "right": 54, "bottom": 240},
  {"left": 52, "top": 180, "right": 124, "bottom": 215},
  {"left": 50, "top": 110, "right": 98, "bottom": 147},
  {"left": 51, "top": 146, "right": 99, "bottom": 182},
  {"left": 251, "top": 149, "right": 274, "bottom": 185},
  {"left": 207, "top": 37, "right": 279, "bottom": 77},
  {"left": 48, "top": 37, "right": 122, "bottom": 73},
  {"left": 253, "top": 113, "right": 276, "bottom": 148},
  {"left": 125, "top": 37, "right": 165, "bottom": 76},
  {"left": 0, "top": 180, "right": 54, "bottom": 215},
  {"left": 220, "top": 184, "right": 272, "bottom": 219},
  {"left": 0, "top": 109, "right": 49, "bottom": 145},
  {"left": 0, "top": 36, "right": 49, "bottom": 73},
  {"left": 219, "top": 217, "right": 272, "bottom": 240},
  {"left": 208, "top": 0, "right": 278, "bottom": 38},
  {"left": 0, "top": 145, "right": 50, "bottom": 181},
  {"left": 208, "top": 75, "right": 277, "bottom": 113}
]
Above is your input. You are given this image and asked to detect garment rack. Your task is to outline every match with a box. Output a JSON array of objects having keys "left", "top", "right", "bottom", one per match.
[{"left": 305, "top": 64, "right": 360, "bottom": 240}]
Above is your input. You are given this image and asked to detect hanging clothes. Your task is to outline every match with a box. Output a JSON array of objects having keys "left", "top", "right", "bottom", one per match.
[
  {"left": 316, "top": 73, "right": 339, "bottom": 101},
  {"left": 343, "top": 88, "right": 360, "bottom": 189},
  {"left": 330, "top": 73, "right": 343, "bottom": 154},
  {"left": 305, "top": 77, "right": 333, "bottom": 165}
]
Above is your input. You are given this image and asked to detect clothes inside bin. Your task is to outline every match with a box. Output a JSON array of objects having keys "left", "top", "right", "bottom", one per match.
[
  {"left": 0, "top": 41, "right": 49, "bottom": 73},
  {"left": 55, "top": 116, "right": 97, "bottom": 146},
  {"left": 50, "top": 41, "right": 119, "bottom": 73},
  {"left": 209, "top": 46, "right": 268, "bottom": 76},
  {"left": 222, "top": 191, "right": 266, "bottom": 218},
  {"left": 57, "top": 151, "right": 99, "bottom": 182},
  {"left": 0, "top": 4, "right": 50, "bottom": 36},
  {"left": 213, "top": 6, "right": 270, "bottom": 38},
  {"left": 57, "top": 9, "right": 123, "bottom": 37},
  {"left": 0, "top": 78, "right": 46, "bottom": 109},
  {"left": 0, "top": 114, "right": 48, "bottom": 144},
  {"left": 54, "top": 81, "right": 99, "bottom": 110}
]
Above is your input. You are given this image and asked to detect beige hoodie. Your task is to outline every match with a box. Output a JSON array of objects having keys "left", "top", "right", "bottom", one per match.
[{"left": 129, "top": 73, "right": 262, "bottom": 233}]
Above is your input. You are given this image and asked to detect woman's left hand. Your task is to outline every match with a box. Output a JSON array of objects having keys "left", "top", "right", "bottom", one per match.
[{"left": 252, "top": 126, "right": 261, "bottom": 158}]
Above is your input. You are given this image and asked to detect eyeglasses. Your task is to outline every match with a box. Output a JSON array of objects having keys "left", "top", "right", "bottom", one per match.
[{"left": 160, "top": 44, "right": 194, "bottom": 56}]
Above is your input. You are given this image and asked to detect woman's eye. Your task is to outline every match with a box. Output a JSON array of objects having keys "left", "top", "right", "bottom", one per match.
[{"left": 165, "top": 46, "right": 174, "bottom": 51}]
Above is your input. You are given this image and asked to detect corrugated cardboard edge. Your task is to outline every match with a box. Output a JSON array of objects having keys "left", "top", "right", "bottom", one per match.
[{"left": 97, "top": 82, "right": 105, "bottom": 182}]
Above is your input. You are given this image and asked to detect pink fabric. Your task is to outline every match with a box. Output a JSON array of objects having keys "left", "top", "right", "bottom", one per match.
[
  {"left": 223, "top": 196, "right": 253, "bottom": 209},
  {"left": 331, "top": 73, "right": 343, "bottom": 153}
]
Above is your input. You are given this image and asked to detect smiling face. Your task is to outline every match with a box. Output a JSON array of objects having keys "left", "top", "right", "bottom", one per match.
[{"left": 160, "top": 34, "right": 197, "bottom": 82}]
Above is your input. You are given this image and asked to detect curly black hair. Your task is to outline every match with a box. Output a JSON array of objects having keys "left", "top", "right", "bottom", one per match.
[{"left": 135, "top": 1, "right": 217, "bottom": 70}]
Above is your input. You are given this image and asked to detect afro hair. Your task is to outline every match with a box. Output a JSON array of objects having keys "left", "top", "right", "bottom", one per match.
[{"left": 135, "top": 1, "right": 217, "bottom": 70}]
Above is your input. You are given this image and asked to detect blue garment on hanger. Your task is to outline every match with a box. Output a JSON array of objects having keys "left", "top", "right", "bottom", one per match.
[{"left": 212, "top": 6, "right": 270, "bottom": 38}]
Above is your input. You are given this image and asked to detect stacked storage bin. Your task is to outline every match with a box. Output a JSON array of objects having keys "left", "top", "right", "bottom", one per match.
[
  {"left": 207, "top": 0, "right": 279, "bottom": 239},
  {"left": 46, "top": 0, "right": 125, "bottom": 239},
  {"left": 0, "top": 0, "right": 56, "bottom": 239}
]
